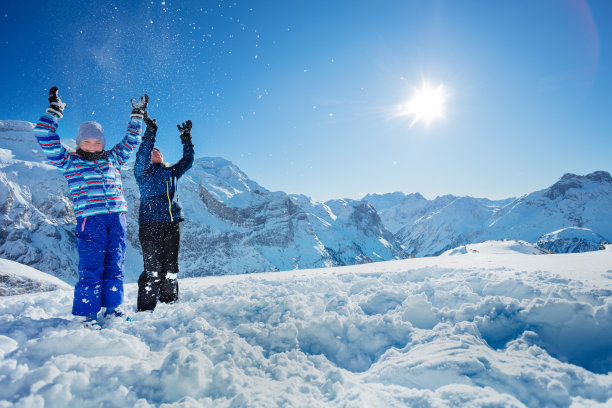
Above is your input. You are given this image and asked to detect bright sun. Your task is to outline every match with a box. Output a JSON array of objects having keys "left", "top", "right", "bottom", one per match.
[{"left": 396, "top": 82, "right": 448, "bottom": 127}]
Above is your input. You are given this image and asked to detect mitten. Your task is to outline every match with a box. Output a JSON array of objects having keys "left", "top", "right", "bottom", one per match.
[
  {"left": 143, "top": 111, "right": 158, "bottom": 133},
  {"left": 47, "top": 87, "right": 66, "bottom": 118},
  {"left": 177, "top": 120, "right": 192, "bottom": 144},
  {"left": 131, "top": 94, "right": 149, "bottom": 117}
]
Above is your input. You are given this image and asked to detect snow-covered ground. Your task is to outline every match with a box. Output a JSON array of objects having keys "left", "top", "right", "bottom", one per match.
[
  {"left": 1, "top": 243, "right": 611, "bottom": 407},
  {"left": 440, "top": 239, "right": 549, "bottom": 256}
]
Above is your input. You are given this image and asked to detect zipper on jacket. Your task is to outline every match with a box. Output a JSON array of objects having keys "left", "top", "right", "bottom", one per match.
[
  {"left": 81, "top": 217, "right": 87, "bottom": 232},
  {"left": 166, "top": 181, "right": 174, "bottom": 222}
]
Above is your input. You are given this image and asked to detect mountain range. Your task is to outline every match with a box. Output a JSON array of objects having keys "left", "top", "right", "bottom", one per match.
[
  {"left": 364, "top": 170, "right": 612, "bottom": 256},
  {"left": 1, "top": 120, "right": 610, "bottom": 283}
]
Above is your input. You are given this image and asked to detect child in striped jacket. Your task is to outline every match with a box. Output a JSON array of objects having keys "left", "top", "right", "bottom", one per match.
[{"left": 34, "top": 87, "right": 147, "bottom": 326}]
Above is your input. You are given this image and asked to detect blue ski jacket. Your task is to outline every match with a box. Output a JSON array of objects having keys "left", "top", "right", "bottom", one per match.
[{"left": 134, "top": 126, "right": 194, "bottom": 224}]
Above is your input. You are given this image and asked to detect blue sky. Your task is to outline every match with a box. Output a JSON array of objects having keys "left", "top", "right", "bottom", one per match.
[{"left": 1, "top": 0, "right": 611, "bottom": 201}]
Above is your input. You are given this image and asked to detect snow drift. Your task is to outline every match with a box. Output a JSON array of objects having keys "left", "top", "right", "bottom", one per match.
[
  {"left": 1, "top": 245, "right": 611, "bottom": 407},
  {"left": 0, "top": 258, "right": 71, "bottom": 296},
  {"left": 537, "top": 227, "right": 608, "bottom": 253}
]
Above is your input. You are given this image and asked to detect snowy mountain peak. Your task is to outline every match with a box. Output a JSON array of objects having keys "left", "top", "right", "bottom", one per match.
[
  {"left": 545, "top": 171, "right": 612, "bottom": 200},
  {"left": 363, "top": 191, "right": 427, "bottom": 204},
  {"left": 558, "top": 171, "right": 612, "bottom": 183},
  {"left": 384, "top": 170, "right": 612, "bottom": 256},
  {"left": 188, "top": 157, "right": 270, "bottom": 204},
  {"left": 586, "top": 170, "right": 612, "bottom": 183}
]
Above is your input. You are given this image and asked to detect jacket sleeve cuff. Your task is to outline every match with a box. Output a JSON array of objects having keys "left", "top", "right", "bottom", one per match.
[{"left": 46, "top": 107, "right": 63, "bottom": 119}]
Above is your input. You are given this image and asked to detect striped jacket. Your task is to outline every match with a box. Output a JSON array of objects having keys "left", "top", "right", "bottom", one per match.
[{"left": 34, "top": 112, "right": 143, "bottom": 220}]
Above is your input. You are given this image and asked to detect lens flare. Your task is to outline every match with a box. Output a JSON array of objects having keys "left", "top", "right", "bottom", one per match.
[{"left": 394, "top": 82, "right": 448, "bottom": 127}]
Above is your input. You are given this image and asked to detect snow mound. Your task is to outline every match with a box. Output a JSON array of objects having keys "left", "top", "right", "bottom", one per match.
[
  {"left": 0, "top": 120, "right": 34, "bottom": 133},
  {"left": 0, "top": 258, "right": 72, "bottom": 296},
  {"left": 1, "top": 250, "right": 611, "bottom": 406},
  {"left": 440, "top": 240, "right": 547, "bottom": 256},
  {"left": 0, "top": 122, "right": 76, "bottom": 165},
  {"left": 537, "top": 227, "right": 608, "bottom": 254}
]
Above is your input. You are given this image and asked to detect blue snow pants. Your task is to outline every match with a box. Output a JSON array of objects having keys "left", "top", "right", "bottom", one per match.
[{"left": 72, "top": 212, "right": 127, "bottom": 316}]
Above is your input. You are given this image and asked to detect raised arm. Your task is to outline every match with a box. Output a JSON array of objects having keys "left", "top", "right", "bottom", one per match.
[
  {"left": 171, "top": 120, "right": 195, "bottom": 179},
  {"left": 134, "top": 112, "right": 157, "bottom": 181},
  {"left": 107, "top": 94, "right": 148, "bottom": 166},
  {"left": 33, "top": 87, "right": 73, "bottom": 170}
]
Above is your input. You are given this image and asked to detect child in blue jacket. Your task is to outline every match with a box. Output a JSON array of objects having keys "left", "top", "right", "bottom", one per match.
[
  {"left": 34, "top": 87, "right": 147, "bottom": 326},
  {"left": 134, "top": 113, "right": 194, "bottom": 311}
]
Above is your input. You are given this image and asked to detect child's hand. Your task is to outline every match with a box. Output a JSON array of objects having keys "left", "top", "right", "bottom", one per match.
[
  {"left": 177, "top": 120, "right": 192, "bottom": 144},
  {"left": 143, "top": 111, "right": 157, "bottom": 132},
  {"left": 47, "top": 87, "right": 67, "bottom": 118},
  {"left": 131, "top": 94, "right": 149, "bottom": 116}
]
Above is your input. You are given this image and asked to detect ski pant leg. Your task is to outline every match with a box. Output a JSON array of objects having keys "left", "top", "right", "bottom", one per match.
[
  {"left": 137, "top": 222, "right": 164, "bottom": 311},
  {"left": 72, "top": 215, "right": 107, "bottom": 316},
  {"left": 159, "top": 222, "right": 180, "bottom": 304},
  {"left": 101, "top": 213, "right": 126, "bottom": 309}
]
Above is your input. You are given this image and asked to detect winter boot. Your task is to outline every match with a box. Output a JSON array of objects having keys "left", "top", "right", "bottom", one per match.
[
  {"left": 83, "top": 315, "right": 101, "bottom": 330},
  {"left": 104, "top": 306, "right": 133, "bottom": 322},
  {"left": 159, "top": 273, "right": 179, "bottom": 304},
  {"left": 137, "top": 270, "right": 161, "bottom": 311}
]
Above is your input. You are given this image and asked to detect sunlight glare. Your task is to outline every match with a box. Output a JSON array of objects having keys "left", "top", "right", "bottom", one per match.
[{"left": 396, "top": 82, "right": 448, "bottom": 127}]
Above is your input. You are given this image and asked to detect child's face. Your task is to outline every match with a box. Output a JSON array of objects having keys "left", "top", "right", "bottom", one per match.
[
  {"left": 79, "top": 139, "right": 103, "bottom": 153},
  {"left": 151, "top": 149, "right": 163, "bottom": 164}
]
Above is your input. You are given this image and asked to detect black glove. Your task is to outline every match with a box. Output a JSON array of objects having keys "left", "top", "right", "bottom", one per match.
[
  {"left": 177, "top": 120, "right": 192, "bottom": 144},
  {"left": 143, "top": 111, "right": 157, "bottom": 132},
  {"left": 131, "top": 94, "right": 149, "bottom": 117},
  {"left": 47, "top": 87, "right": 66, "bottom": 118}
]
